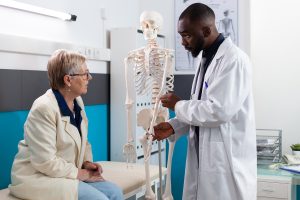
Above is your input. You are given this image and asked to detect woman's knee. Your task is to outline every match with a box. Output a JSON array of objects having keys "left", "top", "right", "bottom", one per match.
[
  {"left": 89, "top": 181, "right": 123, "bottom": 200},
  {"left": 109, "top": 185, "right": 123, "bottom": 200},
  {"left": 78, "top": 181, "right": 109, "bottom": 200}
]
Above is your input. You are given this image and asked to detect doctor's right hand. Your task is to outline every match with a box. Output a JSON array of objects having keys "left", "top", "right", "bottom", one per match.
[
  {"left": 160, "top": 93, "right": 181, "bottom": 111},
  {"left": 153, "top": 122, "right": 174, "bottom": 141}
]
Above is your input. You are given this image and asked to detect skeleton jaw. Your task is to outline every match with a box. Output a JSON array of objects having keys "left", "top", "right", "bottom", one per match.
[{"left": 143, "top": 28, "right": 158, "bottom": 40}]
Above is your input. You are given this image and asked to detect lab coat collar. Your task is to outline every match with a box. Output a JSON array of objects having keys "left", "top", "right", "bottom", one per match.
[
  {"left": 202, "top": 33, "right": 225, "bottom": 59},
  {"left": 214, "top": 37, "right": 233, "bottom": 59},
  {"left": 203, "top": 38, "right": 233, "bottom": 80}
]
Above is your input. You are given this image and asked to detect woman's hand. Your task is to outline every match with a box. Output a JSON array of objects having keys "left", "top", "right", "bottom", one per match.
[
  {"left": 82, "top": 161, "right": 103, "bottom": 173},
  {"left": 78, "top": 161, "right": 105, "bottom": 182},
  {"left": 77, "top": 168, "right": 105, "bottom": 182}
]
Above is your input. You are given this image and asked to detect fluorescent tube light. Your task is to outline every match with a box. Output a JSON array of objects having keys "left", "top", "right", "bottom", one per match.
[{"left": 0, "top": 0, "right": 77, "bottom": 21}]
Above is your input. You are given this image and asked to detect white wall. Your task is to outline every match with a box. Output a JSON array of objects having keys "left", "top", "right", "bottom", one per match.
[
  {"left": 251, "top": 0, "right": 300, "bottom": 153},
  {"left": 139, "top": 0, "right": 251, "bottom": 54},
  {"left": 0, "top": 0, "right": 139, "bottom": 48},
  {"left": 0, "top": 0, "right": 250, "bottom": 60}
]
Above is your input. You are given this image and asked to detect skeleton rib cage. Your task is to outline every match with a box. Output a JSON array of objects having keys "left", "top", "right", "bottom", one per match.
[{"left": 127, "top": 47, "right": 174, "bottom": 102}]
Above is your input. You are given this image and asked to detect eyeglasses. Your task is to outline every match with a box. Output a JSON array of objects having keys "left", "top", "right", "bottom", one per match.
[{"left": 69, "top": 72, "right": 92, "bottom": 80}]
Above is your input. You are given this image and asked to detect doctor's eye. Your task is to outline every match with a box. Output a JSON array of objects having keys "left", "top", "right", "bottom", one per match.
[{"left": 182, "top": 35, "right": 191, "bottom": 40}]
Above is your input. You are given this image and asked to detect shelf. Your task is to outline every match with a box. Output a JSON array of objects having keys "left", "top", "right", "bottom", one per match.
[{"left": 257, "top": 129, "right": 282, "bottom": 165}]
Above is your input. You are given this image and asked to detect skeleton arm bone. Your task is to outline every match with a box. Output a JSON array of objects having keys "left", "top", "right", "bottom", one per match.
[
  {"left": 123, "top": 57, "right": 137, "bottom": 164},
  {"left": 124, "top": 57, "right": 135, "bottom": 142}
]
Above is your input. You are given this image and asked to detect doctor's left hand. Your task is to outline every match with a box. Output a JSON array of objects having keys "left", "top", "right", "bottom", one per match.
[
  {"left": 160, "top": 93, "right": 181, "bottom": 111},
  {"left": 153, "top": 122, "right": 174, "bottom": 141}
]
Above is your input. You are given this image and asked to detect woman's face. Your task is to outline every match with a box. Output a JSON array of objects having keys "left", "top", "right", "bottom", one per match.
[{"left": 69, "top": 62, "right": 92, "bottom": 96}]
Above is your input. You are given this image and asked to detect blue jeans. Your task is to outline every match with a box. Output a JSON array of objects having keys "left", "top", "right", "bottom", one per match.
[{"left": 78, "top": 181, "right": 123, "bottom": 200}]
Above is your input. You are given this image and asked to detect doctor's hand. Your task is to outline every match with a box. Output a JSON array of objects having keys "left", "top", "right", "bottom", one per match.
[
  {"left": 160, "top": 93, "right": 181, "bottom": 111},
  {"left": 153, "top": 122, "right": 174, "bottom": 141}
]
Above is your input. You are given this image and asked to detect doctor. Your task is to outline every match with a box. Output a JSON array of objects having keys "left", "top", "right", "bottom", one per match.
[{"left": 153, "top": 3, "right": 257, "bottom": 200}]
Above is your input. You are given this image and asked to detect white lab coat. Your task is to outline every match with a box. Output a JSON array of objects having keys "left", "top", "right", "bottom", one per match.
[{"left": 169, "top": 38, "right": 257, "bottom": 200}]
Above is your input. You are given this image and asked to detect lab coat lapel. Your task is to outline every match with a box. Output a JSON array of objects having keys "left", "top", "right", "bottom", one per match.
[
  {"left": 61, "top": 116, "right": 81, "bottom": 157},
  {"left": 192, "top": 64, "right": 200, "bottom": 91},
  {"left": 191, "top": 52, "right": 203, "bottom": 99},
  {"left": 204, "top": 38, "right": 233, "bottom": 81}
]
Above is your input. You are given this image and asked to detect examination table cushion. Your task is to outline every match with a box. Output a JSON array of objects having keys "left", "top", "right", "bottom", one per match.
[{"left": 0, "top": 161, "right": 167, "bottom": 199}]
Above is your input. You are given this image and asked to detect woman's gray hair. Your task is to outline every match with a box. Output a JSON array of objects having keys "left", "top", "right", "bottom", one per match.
[{"left": 47, "top": 49, "right": 86, "bottom": 89}]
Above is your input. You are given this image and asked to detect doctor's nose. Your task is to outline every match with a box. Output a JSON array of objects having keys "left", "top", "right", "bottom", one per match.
[{"left": 181, "top": 38, "right": 188, "bottom": 47}]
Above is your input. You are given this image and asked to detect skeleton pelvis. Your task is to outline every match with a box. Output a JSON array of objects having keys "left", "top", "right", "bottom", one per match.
[{"left": 137, "top": 108, "right": 169, "bottom": 131}]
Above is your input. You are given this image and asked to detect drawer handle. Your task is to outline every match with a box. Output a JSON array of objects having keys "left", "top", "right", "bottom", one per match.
[{"left": 262, "top": 189, "right": 274, "bottom": 192}]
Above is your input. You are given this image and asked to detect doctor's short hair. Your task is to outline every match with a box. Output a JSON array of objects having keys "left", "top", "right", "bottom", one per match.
[
  {"left": 47, "top": 49, "right": 86, "bottom": 90},
  {"left": 179, "top": 3, "right": 215, "bottom": 22}
]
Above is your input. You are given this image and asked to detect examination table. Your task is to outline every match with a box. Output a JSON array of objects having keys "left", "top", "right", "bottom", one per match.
[{"left": 0, "top": 161, "right": 167, "bottom": 199}]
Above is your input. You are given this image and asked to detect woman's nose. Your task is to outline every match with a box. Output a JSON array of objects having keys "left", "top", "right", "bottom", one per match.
[{"left": 88, "top": 73, "right": 92, "bottom": 80}]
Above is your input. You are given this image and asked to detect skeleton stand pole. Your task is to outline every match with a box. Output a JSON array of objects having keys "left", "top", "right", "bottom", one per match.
[{"left": 147, "top": 53, "right": 170, "bottom": 199}]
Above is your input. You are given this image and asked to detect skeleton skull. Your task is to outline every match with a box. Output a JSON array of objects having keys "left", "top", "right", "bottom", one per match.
[{"left": 140, "top": 11, "right": 163, "bottom": 40}]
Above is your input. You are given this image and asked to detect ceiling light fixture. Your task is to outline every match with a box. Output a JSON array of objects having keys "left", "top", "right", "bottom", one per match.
[{"left": 0, "top": 0, "right": 77, "bottom": 21}]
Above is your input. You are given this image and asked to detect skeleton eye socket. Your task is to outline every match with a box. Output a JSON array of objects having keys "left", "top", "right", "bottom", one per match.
[
  {"left": 141, "top": 22, "right": 151, "bottom": 30},
  {"left": 141, "top": 20, "right": 156, "bottom": 29}
]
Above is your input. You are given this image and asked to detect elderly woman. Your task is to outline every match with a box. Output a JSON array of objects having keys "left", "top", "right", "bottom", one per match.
[{"left": 9, "top": 49, "right": 123, "bottom": 200}]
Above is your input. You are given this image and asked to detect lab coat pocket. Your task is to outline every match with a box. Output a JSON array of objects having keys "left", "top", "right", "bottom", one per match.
[
  {"left": 203, "top": 141, "right": 230, "bottom": 173},
  {"left": 201, "top": 78, "right": 210, "bottom": 100},
  {"left": 208, "top": 127, "right": 223, "bottom": 142}
]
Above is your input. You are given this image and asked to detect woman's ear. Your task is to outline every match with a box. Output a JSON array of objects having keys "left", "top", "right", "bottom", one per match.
[{"left": 63, "top": 75, "right": 71, "bottom": 87}]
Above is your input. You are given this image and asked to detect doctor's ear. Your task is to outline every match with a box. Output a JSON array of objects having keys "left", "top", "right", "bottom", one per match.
[{"left": 202, "top": 26, "right": 211, "bottom": 37}]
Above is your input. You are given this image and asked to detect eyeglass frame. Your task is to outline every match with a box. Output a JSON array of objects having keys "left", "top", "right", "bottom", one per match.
[{"left": 68, "top": 72, "right": 92, "bottom": 80}]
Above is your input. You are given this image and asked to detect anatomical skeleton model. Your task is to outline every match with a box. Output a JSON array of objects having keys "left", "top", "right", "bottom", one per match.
[{"left": 123, "top": 11, "right": 175, "bottom": 200}]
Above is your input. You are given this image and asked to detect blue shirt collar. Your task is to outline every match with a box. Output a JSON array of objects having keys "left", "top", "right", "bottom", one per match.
[
  {"left": 52, "top": 89, "right": 82, "bottom": 135},
  {"left": 202, "top": 33, "right": 225, "bottom": 59}
]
